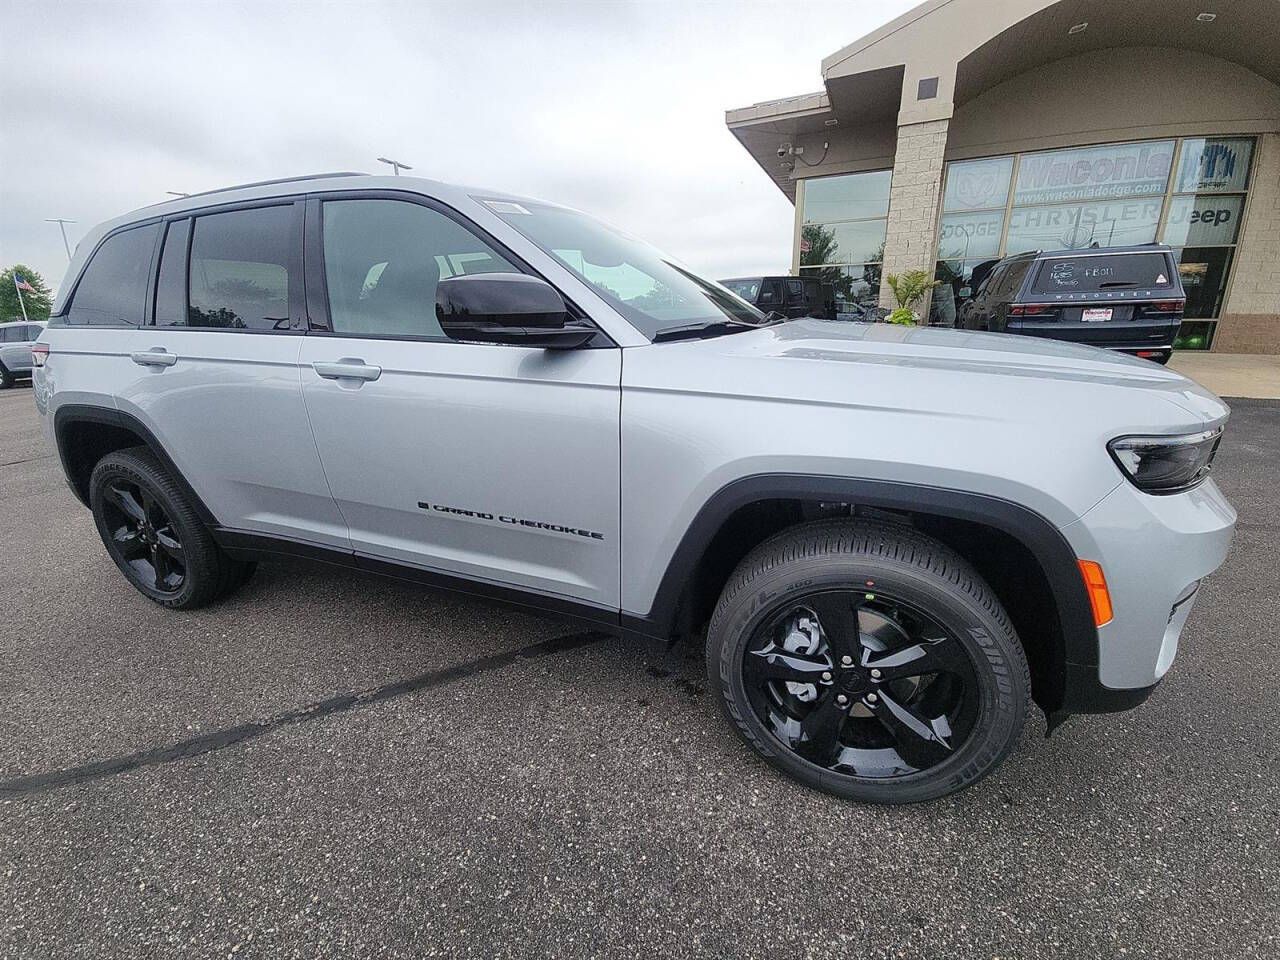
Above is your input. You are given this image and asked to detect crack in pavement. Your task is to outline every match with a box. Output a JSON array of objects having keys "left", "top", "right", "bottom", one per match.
[{"left": 0, "top": 629, "right": 610, "bottom": 799}]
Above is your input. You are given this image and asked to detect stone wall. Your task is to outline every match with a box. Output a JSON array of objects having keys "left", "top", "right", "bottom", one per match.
[
  {"left": 1216, "top": 133, "right": 1280, "bottom": 354},
  {"left": 879, "top": 118, "right": 949, "bottom": 310}
]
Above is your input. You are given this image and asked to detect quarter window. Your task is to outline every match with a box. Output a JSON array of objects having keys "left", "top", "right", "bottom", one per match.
[
  {"left": 187, "top": 206, "right": 296, "bottom": 330},
  {"left": 321, "top": 199, "right": 519, "bottom": 338},
  {"left": 67, "top": 223, "right": 160, "bottom": 325},
  {"left": 154, "top": 219, "right": 190, "bottom": 326}
]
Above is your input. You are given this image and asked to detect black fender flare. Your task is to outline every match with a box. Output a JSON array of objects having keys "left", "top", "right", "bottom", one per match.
[
  {"left": 624, "top": 473, "right": 1099, "bottom": 676},
  {"left": 52, "top": 403, "right": 220, "bottom": 527}
]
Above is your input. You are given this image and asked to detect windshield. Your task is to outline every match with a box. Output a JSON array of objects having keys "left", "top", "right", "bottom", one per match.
[{"left": 479, "top": 198, "right": 767, "bottom": 339}]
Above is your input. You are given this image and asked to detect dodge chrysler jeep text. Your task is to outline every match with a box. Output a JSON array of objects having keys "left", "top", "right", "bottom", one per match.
[{"left": 33, "top": 173, "right": 1236, "bottom": 803}]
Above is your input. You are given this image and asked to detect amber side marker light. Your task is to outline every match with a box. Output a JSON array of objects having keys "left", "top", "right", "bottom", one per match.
[{"left": 1079, "top": 560, "right": 1114, "bottom": 626}]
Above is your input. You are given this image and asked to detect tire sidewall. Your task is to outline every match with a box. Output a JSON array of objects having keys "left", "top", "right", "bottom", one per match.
[
  {"left": 89, "top": 453, "right": 210, "bottom": 608},
  {"left": 710, "top": 553, "right": 1024, "bottom": 804}
]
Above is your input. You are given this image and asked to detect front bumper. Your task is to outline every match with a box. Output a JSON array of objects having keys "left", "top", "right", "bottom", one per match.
[{"left": 1058, "top": 476, "right": 1235, "bottom": 709}]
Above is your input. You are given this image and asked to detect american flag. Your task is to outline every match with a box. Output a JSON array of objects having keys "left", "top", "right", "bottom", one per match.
[{"left": 14, "top": 273, "right": 35, "bottom": 293}]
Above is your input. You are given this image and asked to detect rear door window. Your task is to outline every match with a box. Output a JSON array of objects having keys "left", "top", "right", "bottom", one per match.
[
  {"left": 1030, "top": 254, "right": 1175, "bottom": 295},
  {"left": 1000, "top": 260, "right": 1033, "bottom": 299},
  {"left": 187, "top": 205, "right": 299, "bottom": 330},
  {"left": 67, "top": 223, "right": 160, "bottom": 325},
  {"left": 2, "top": 326, "right": 22, "bottom": 342}
]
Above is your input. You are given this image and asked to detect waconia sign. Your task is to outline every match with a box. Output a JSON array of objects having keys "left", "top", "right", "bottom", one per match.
[{"left": 1013, "top": 141, "right": 1175, "bottom": 205}]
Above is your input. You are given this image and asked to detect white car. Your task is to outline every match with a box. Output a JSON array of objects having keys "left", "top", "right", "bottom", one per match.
[{"left": 0, "top": 320, "right": 46, "bottom": 388}]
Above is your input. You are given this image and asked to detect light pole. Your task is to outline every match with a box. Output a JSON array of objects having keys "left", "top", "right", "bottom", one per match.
[
  {"left": 376, "top": 157, "right": 413, "bottom": 176},
  {"left": 45, "top": 218, "right": 76, "bottom": 260}
]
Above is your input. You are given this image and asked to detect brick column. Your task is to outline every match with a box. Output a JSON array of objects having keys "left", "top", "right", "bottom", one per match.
[
  {"left": 1215, "top": 133, "right": 1280, "bottom": 354},
  {"left": 879, "top": 118, "right": 950, "bottom": 313}
]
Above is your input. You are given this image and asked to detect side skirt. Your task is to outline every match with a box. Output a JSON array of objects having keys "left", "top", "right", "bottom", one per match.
[{"left": 211, "top": 527, "right": 671, "bottom": 647}]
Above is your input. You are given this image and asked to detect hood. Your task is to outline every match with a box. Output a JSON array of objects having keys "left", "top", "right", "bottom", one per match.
[{"left": 629, "top": 318, "right": 1229, "bottom": 433}]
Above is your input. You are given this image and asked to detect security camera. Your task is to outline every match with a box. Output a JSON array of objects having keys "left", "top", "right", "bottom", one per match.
[{"left": 777, "top": 143, "right": 792, "bottom": 158}]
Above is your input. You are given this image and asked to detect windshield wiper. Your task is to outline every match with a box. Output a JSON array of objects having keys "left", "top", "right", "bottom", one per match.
[
  {"left": 652, "top": 312, "right": 795, "bottom": 342},
  {"left": 652, "top": 321, "right": 755, "bottom": 343}
]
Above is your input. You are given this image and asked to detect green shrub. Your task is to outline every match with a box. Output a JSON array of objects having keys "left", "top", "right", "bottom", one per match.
[
  {"left": 885, "top": 270, "right": 940, "bottom": 313},
  {"left": 887, "top": 308, "right": 916, "bottom": 326}
]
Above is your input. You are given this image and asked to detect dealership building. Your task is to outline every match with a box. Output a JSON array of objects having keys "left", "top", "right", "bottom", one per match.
[{"left": 726, "top": 0, "right": 1280, "bottom": 352}]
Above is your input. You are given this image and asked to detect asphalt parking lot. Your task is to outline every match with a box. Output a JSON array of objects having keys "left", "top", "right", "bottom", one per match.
[{"left": 1, "top": 384, "right": 1277, "bottom": 959}]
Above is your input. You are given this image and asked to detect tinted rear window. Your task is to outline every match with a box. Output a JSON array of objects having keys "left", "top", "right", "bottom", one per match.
[
  {"left": 188, "top": 205, "right": 295, "bottom": 329},
  {"left": 68, "top": 223, "right": 160, "bottom": 325},
  {"left": 1030, "top": 254, "right": 1174, "bottom": 295}
]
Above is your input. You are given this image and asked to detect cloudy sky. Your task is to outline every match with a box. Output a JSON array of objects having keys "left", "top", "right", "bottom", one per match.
[{"left": 2, "top": 0, "right": 914, "bottom": 294}]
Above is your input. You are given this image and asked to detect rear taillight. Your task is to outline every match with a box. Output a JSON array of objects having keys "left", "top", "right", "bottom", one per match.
[
  {"left": 1145, "top": 300, "right": 1185, "bottom": 314},
  {"left": 30, "top": 343, "right": 49, "bottom": 367},
  {"left": 1009, "top": 304, "right": 1058, "bottom": 319}
]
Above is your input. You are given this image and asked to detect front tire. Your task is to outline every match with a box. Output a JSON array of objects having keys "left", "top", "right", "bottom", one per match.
[
  {"left": 89, "top": 447, "right": 252, "bottom": 609},
  {"left": 707, "top": 519, "right": 1029, "bottom": 804},
  {"left": 0, "top": 364, "right": 12, "bottom": 389}
]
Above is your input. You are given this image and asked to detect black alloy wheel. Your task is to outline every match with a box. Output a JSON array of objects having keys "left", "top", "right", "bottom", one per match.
[
  {"left": 743, "top": 590, "right": 980, "bottom": 778},
  {"left": 707, "top": 519, "right": 1029, "bottom": 804},
  {"left": 89, "top": 447, "right": 254, "bottom": 609},
  {"left": 100, "top": 477, "right": 187, "bottom": 595}
]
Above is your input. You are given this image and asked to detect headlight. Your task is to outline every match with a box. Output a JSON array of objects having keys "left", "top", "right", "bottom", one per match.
[{"left": 1108, "top": 427, "right": 1223, "bottom": 494}]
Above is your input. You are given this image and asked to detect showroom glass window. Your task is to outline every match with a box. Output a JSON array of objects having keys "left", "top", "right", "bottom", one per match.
[
  {"left": 1162, "top": 137, "right": 1254, "bottom": 350},
  {"left": 797, "top": 169, "right": 891, "bottom": 317},
  {"left": 934, "top": 137, "right": 1256, "bottom": 348}
]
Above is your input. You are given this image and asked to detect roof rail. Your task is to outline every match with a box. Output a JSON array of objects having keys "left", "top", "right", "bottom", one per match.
[{"left": 165, "top": 171, "right": 369, "bottom": 203}]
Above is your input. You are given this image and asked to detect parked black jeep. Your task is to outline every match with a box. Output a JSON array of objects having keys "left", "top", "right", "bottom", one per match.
[
  {"left": 720, "top": 275, "right": 835, "bottom": 320},
  {"left": 958, "top": 245, "right": 1185, "bottom": 364}
]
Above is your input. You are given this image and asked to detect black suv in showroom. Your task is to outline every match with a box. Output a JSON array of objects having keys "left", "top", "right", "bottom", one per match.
[{"left": 958, "top": 245, "right": 1186, "bottom": 364}]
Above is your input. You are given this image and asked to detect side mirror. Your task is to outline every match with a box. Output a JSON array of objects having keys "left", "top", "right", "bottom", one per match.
[{"left": 436, "top": 273, "right": 596, "bottom": 349}]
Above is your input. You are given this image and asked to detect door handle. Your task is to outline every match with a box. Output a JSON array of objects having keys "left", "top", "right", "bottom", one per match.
[
  {"left": 313, "top": 358, "right": 382, "bottom": 382},
  {"left": 131, "top": 348, "right": 178, "bottom": 367}
]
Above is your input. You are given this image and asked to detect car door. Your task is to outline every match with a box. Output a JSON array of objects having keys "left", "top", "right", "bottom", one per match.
[
  {"left": 298, "top": 193, "right": 621, "bottom": 609},
  {"left": 989, "top": 259, "right": 1033, "bottom": 333},
  {"left": 758, "top": 279, "right": 783, "bottom": 314},
  {"left": 118, "top": 202, "right": 350, "bottom": 549},
  {"left": 0, "top": 325, "right": 28, "bottom": 370}
]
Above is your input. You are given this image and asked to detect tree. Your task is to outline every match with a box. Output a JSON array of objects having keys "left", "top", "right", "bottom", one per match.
[
  {"left": 799, "top": 223, "right": 839, "bottom": 269},
  {"left": 1, "top": 265, "right": 54, "bottom": 322}
]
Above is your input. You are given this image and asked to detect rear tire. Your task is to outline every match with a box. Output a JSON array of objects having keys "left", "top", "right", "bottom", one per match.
[
  {"left": 706, "top": 519, "right": 1030, "bottom": 804},
  {"left": 89, "top": 447, "right": 251, "bottom": 609}
]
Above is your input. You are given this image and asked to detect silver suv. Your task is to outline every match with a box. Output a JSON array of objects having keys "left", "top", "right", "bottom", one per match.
[
  {"left": 34, "top": 173, "right": 1236, "bottom": 803},
  {"left": 1, "top": 320, "right": 47, "bottom": 388}
]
